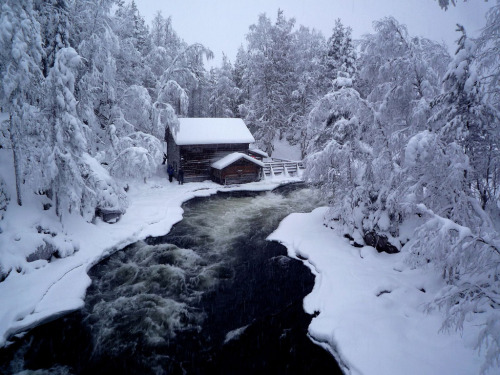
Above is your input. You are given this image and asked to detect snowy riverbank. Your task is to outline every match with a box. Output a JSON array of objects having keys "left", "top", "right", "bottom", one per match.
[
  {"left": 268, "top": 207, "right": 490, "bottom": 375},
  {"left": 0, "top": 150, "right": 300, "bottom": 347},
  {"left": 1, "top": 148, "right": 493, "bottom": 374}
]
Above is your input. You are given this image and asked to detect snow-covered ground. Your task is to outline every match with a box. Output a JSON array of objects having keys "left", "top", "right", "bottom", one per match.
[
  {"left": 271, "top": 137, "right": 302, "bottom": 161},
  {"left": 0, "top": 147, "right": 301, "bottom": 347},
  {"left": 1, "top": 140, "right": 493, "bottom": 374},
  {"left": 268, "top": 207, "right": 489, "bottom": 375}
]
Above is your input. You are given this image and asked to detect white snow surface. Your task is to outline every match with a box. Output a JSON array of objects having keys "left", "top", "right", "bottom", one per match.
[
  {"left": 268, "top": 207, "right": 488, "bottom": 375},
  {"left": 171, "top": 118, "right": 255, "bottom": 145},
  {"left": 211, "top": 152, "right": 265, "bottom": 170},
  {"left": 0, "top": 147, "right": 300, "bottom": 347},
  {"left": 271, "top": 137, "right": 302, "bottom": 161}
]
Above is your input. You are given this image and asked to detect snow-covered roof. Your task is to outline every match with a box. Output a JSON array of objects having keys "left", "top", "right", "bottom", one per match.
[
  {"left": 211, "top": 152, "right": 265, "bottom": 170},
  {"left": 171, "top": 118, "right": 255, "bottom": 145},
  {"left": 248, "top": 148, "right": 269, "bottom": 158}
]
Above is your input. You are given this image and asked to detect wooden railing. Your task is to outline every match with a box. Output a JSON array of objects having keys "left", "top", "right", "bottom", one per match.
[{"left": 262, "top": 159, "right": 305, "bottom": 178}]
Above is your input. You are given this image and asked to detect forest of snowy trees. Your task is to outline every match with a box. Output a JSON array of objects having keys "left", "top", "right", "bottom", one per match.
[{"left": 1, "top": 0, "right": 500, "bottom": 370}]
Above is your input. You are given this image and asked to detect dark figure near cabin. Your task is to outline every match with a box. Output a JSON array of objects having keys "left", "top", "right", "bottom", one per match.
[
  {"left": 178, "top": 168, "right": 184, "bottom": 185},
  {"left": 167, "top": 164, "right": 174, "bottom": 182}
]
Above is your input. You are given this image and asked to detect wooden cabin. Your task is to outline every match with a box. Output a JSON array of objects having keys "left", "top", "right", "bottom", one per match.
[
  {"left": 211, "top": 153, "right": 265, "bottom": 185},
  {"left": 165, "top": 118, "right": 262, "bottom": 183}
]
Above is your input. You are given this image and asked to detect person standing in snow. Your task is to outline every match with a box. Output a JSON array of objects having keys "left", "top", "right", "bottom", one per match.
[
  {"left": 167, "top": 164, "right": 174, "bottom": 182},
  {"left": 178, "top": 167, "right": 184, "bottom": 185}
]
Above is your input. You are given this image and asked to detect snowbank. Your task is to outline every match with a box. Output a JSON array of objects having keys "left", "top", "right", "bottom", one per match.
[
  {"left": 268, "top": 207, "right": 488, "bottom": 375},
  {"left": 0, "top": 150, "right": 300, "bottom": 347}
]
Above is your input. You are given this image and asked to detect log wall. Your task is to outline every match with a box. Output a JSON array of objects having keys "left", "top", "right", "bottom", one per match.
[{"left": 180, "top": 143, "right": 249, "bottom": 182}]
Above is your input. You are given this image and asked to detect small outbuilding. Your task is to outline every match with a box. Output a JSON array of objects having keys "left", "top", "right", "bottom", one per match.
[
  {"left": 248, "top": 148, "right": 269, "bottom": 161},
  {"left": 165, "top": 118, "right": 262, "bottom": 184},
  {"left": 211, "top": 152, "right": 265, "bottom": 185}
]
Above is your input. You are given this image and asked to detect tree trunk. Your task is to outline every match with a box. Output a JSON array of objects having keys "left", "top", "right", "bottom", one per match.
[{"left": 9, "top": 114, "right": 22, "bottom": 206}]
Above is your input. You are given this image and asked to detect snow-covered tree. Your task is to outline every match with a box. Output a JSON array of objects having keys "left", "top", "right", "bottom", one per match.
[
  {"left": 208, "top": 54, "right": 241, "bottom": 118},
  {"left": 0, "top": 0, "right": 44, "bottom": 206},
  {"left": 233, "top": 46, "right": 250, "bottom": 117},
  {"left": 289, "top": 26, "right": 328, "bottom": 157},
  {"left": 402, "top": 131, "right": 500, "bottom": 373},
  {"left": 305, "top": 77, "right": 376, "bottom": 243},
  {"left": 154, "top": 43, "right": 212, "bottom": 115},
  {"left": 45, "top": 47, "right": 127, "bottom": 220},
  {"left": 243, "top": 10, "right": 296, "bottom": 154},
  {"left": 112, "top": 0, "right": 150, "bottom": 89},
  {"left": 45, "top": 47, "right": 89, "bottom": 218},
  {"left": 34, "top": 0, "right": 70, "bottom": 77},
  {"left": 477, "top": 1, "right": 500, "bottom": 102},
  {"left": 429, "top": 25, "right": 499, "bottom": 211},
  {"left": 120, "top": 85, "right": 156, "bottom": 136},
  {"left": 324, "top": 19, "right": 356, "bottom": 87},
  {"left": 71, "top": 0, "right": 123, "bottom": 157},
  {"left": 357, "top": 17, "right": 448, "bottom": 132},
  {"left": 110, "top": 131, "right": 162, "bottom": 182}
]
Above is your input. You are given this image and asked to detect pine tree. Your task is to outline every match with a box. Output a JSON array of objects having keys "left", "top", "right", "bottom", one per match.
[
  {"left": 208, "top": 54, "right": 241, "bottom": 117},
  {"left": 244, "top": 10, "right": 296, "bottom": 154},
  {"left": 291, "top": 26, "right": 329, "bottom": 157},
  {"left": 45, "top": 47, "right": 88, "bottom": 218},
  {"left": 34, "top": 0, "right": 70, "bottom": 77},
  {"left": 324, "top": 19, "right": 356, "bottom": 87}
]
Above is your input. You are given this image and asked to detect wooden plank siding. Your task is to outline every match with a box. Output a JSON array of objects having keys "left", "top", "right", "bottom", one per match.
[
  {"left": 180, "top": 143, "right": 249, "bottom": 182},
  {"left": 211, "top": 159, "right": 261, "bottom": 185}
]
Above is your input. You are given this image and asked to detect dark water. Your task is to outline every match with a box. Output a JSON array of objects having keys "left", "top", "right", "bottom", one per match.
[{"left": 0, "top": 184, "right": 342, "bottom": 375}]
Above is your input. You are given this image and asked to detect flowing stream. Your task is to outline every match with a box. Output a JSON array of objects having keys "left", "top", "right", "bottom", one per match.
[{"left": 1, "top": 183, "right": 342, "bottom": 374}]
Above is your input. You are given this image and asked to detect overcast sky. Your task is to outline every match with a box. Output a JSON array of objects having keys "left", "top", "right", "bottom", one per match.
[{"left": 134, "top": 0, "right": 493, "bottom": 67}]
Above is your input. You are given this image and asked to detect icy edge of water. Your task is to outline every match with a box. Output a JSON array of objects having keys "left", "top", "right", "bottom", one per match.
[
  {"left": 0, "top": 175, "right": 301, "bottom": 348},
  {"left": 268, "top": 207, "right": 490, "bottom": 375}
]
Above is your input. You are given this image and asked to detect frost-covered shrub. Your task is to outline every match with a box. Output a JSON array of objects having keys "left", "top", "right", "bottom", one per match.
[
  {"left": 81, "top": 154, "right": 128, "bottom": 221},
  {"left": 110, "top": 146, "right": 158, "bottom": 181},
  {"left": 404, "top": 209, "right": 500, "bottom": 373},
  {"left": 117, "top": 131, "right": 163, "bottom": 162},
  {"left": 109, "top": 131, "right": 162, "bottom": 182}
]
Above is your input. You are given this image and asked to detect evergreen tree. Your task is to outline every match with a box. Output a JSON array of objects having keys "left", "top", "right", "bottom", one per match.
[
  {"left": 244, "top": 10, "right": 296, "bottom": 154},
  {"left": 324, "top": 19, "right": 356, "bottom": 87},
  {"left": 291, "top": 26, "right": 328, "bottom": 157},
  {"left": 0, "top": 0, "right": 44, "bottom": 206},
  {"left": 208, "top": 54, "right": 241, "bottom": 117},
  {"left": 45, "top": 47, "right": 88, "bottom": 218}
]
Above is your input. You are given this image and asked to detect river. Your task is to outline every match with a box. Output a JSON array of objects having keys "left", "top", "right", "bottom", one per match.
[{"left": 0, "top": 183, "right": 342, "bottom": 374}]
